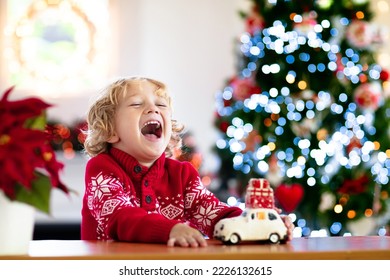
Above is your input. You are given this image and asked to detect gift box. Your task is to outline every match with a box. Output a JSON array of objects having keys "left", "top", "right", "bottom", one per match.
[{"left": 245, "top": 178, "right": 274, "bottom": 209}]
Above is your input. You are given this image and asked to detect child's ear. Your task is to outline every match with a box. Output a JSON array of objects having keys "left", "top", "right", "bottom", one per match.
[{"left": 107, "top": 133, "right": 119, "bottom": 143}]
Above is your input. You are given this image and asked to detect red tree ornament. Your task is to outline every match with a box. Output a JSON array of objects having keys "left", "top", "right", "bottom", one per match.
[
  {"left": 380, "top": 69, "right": 389, "bottom": 81},
  {"left": 245, "top": 5, "right": 264, "bottom": 35},
  {"left": 354, "top": 82, "right": 382, "bottom": 111},
  {"left": 274, "top": 183, "right": 304, "bottom": 213},
  {"left": 229, "top": 76, "right": 261, "bottom": 101}
]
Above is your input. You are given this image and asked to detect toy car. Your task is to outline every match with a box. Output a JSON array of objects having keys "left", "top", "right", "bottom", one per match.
[{"left": 213, "top": 208, "right": 288, "bottom": 245}]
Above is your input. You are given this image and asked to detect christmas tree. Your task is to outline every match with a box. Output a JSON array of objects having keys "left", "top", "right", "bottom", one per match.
[{"left": 214, "top": 0, "right": 390, "bottom": 236}]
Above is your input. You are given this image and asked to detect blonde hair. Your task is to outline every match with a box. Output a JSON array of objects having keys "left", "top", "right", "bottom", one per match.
[{"left": 83, "top": 76, "right": 184, "bottom": 157}]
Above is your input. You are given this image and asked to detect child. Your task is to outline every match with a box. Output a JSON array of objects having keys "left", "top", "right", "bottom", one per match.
[{"left": 81, "top": 76, "right": 293, "bottom": 247}]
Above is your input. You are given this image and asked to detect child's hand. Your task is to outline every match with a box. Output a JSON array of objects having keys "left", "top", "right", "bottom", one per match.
[
  {"left": 167, "top": 223, "right": 208, "bottom": 247},
  {"left": 280, "top": 214, "right": 295, "bottom": 242},
  {"left": 274, "top": 207, "right": 294, "bottom": 241}
]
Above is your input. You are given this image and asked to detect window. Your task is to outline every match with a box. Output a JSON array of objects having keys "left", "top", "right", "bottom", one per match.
[
  {"left": 2, "top": 0, "right": 109, "bottom": 97},
  {"left": 268, "top": 213, "right": 277, "bottom": 221}
]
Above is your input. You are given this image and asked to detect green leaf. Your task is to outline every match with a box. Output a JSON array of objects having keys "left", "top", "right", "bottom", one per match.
[
  {"left": 14, "top": 173, "right": 51, "bottom": 214},
  {"left": 25, "top": 113, "right": 47, "bottom": 130}
]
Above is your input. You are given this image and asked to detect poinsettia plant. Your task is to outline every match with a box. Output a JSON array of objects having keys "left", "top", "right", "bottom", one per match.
[{"left": 0, "top": 86, "right": 69, "bottom": 213}]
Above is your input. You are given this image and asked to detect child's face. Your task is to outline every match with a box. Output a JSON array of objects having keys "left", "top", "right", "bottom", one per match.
[{"left": 108, "top": 80, "right": 172, "bottom": 167}]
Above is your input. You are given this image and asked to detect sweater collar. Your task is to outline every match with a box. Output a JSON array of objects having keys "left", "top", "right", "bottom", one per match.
[{"left": 109, "top": 147, "right": 165, "bottom": 181}]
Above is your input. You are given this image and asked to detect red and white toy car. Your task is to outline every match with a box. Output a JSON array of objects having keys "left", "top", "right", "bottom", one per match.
[{"left": 213, "top": 178, "right": 288, "bottom": 245}]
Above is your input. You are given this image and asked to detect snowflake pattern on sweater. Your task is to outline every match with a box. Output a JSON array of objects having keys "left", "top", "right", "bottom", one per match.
[
  {"left": 184, "top": 179, "right": 227, "bottom": 234},
  {"left": 86, "top": 172, "right": 228, "bottom": 240},
  {"left": 87, "top": 172, "right": 140, "bottom": 239},
  {"left": 81, "top": 148, "right": 242, "bottom": 242}
]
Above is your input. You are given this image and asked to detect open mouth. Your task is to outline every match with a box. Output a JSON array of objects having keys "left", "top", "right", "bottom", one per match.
[{"left": 141, "top": 120, "right": 162, "bottom": 139}]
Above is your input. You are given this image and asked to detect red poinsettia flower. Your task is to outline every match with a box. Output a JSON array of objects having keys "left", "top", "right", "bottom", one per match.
[
  {"left": 338, "top": 175, "right": 369, "bottom": 195},
  {"left": 0, "top": 86, "right": 69, "bottom": 213}
]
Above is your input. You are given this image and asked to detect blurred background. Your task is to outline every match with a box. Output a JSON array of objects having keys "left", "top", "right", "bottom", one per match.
[{"left": 1, "top": 0, "right": 389, "bottom": 239}]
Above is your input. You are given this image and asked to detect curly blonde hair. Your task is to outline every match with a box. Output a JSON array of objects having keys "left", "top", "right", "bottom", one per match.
[{"left": 83, "top": 76, "right": 184, "bottom": 158}]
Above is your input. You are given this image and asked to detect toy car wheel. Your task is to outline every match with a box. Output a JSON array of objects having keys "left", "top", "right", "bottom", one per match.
[
  {"left": 229, "top": 233, "right": 240, "bottom": 244},
  {"left": 269, "top": 233, "right": 280, "bottom": 244}
]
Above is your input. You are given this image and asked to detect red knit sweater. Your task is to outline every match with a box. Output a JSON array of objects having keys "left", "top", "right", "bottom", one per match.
[{"left": 81, "top": 147, "right": 242, "bottom": 243}]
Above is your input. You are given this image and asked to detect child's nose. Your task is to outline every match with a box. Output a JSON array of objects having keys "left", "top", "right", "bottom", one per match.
[{"left": 145, "top": 104, "right": 159, "bottom": 114}]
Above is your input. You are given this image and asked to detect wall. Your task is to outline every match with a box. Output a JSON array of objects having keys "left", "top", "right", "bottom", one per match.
[{"left": 108, "top": 0, "right": 249, "bottom": 172}]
